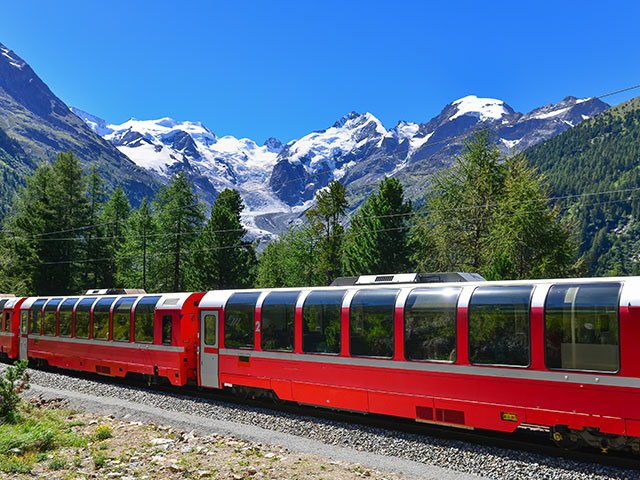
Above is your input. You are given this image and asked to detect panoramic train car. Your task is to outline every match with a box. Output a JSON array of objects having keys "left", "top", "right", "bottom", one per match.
[
  {"left": 0, "top": 295, "right": 22, "bottom": 360},
  {"left": 197, "top": 274, "right": 640, "bottom": 451},
  {"left": 19, "top": 291, "right": 205, "bottom": 385}
]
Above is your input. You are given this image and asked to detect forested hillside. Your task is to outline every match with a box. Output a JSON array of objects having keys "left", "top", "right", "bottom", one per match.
[{"left": 525, "top": 97, "right": 640, "bottom": 275}]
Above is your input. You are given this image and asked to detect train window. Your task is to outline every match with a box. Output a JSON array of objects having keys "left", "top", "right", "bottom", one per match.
[
  {"left": 21, "top": 311, "right": 28, "bottom": 334},
  {"left": 58, "top": 298, "right": 78, "bottom": 337},
  {"left": 74, "top": 298, "right": 95, "bottom": 338},
  {"left": 30, "top": 299, "right": 46, "bottom": 334},
  {"left": 203, "top": 313, "right": 216, "bottom": 346},
  {"left": 468, "top": 286, "right": 532, "bottom": 366},
  {"left": 134, "top": 296, "right": 161, "bottom": 343},
  {"left": 261, "top": 291, "right": 298, "bottom": 352},
  {"left": 302, "top": 290, "right": 345, "bottom": 355},
  {"left": 404, "top": 287, "right": 460, "bottom": 362},
  {"left": 349, "top": 289, "right": 398, "bottom": 358},
  {"left": 162, "top": 315, "right": 173, "bottom": 345},
  {"left": 544, "top": 283, "right": 620, "bottom": 372},
  {"left": 93, "top": 297, "right": 114, "bottom": 340},
  {"left": 43, "top": 298, "right": 62, "bottom": 336},
  {"left": 3, "top": 312, "right": 9, "bottom": 332},
  {"left": 113, "top": 297, "right": 136, "bottom": 342},
  {"left": 224, "top": 293, "right": 260, "bottom": 349}
]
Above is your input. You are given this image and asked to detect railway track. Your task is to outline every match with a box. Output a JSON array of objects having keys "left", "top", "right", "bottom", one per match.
[{"left": 23, "top": 362, "right": 640, "bottom": 475}]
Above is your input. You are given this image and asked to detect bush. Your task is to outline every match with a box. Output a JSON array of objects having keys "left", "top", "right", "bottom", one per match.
[
  {"left": 0, "top": 360, "right": 30, "bottom": 422},
  {"left": 93, "top": 425, "right": 113, "bottom": 441}
]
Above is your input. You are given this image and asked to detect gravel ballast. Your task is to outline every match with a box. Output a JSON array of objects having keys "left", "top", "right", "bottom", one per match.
[{"left": 17, "top": 367, "right": 640, "bottom": 480}]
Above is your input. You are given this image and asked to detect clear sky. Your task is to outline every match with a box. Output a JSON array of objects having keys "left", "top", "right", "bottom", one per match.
[{"left": 1, "top": 0, "right": 639, "bottom": 144}]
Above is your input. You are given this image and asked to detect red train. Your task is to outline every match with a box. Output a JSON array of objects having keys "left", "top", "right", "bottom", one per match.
[{"left": 4, "top": 273, "right": 640, "bottom": 452}]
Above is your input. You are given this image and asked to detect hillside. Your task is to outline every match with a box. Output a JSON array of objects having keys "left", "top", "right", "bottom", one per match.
[
  {"left": 524, "top": 96, "right": 640, "bottom": 275},
  {"left": 0, "top": 42, "right": 159, "bottom": 212}
]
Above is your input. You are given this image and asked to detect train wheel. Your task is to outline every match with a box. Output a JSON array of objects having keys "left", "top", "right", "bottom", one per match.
[{"left": 550, "top": 427, "right": 582, "bottom": 450}]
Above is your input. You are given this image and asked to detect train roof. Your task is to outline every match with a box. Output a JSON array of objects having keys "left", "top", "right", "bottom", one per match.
[
  {"left": 199, "top": 275, "right": 640, "bottom": 309},
  {"left": 20, "top": 292, "right": 197, "bottom": 310}
]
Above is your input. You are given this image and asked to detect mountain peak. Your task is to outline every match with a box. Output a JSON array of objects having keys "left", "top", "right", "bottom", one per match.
[
  {"left": 263, "top": 137, "right": 283, "bottom": 153},
  {"left": 449, "top": 95, "right": 511, "bottom": 122}
]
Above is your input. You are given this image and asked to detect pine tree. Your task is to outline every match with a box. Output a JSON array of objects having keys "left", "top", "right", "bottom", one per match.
[
  {"left": 305, "top": 180, "right": 348, "bottom": 284},
  {"left": 116, "top": 197, "right": 155, "bottom": 290},
  {"left": 83, "top": 166, "right": 107, "bottom": 287},
  {"left": 101, "top": 185, "right": 131, "bottom": 287},
  {"left": 187, "top": 189, "right": 256, "bottom": 290},
  {"left": 412, "top": 130, "right": 577, "bottom": 279},
  {"left": 153, "top": 172, "right": 204, "bottom": 292},
  {"left": 342, "top": 177, "right": 413, "bottom": 276},
  {"left": 5, "top": 151, "right": 90, "bottom": 294},
  {"left": 49, "top": 151, "right": 89, "bottom": 293}
]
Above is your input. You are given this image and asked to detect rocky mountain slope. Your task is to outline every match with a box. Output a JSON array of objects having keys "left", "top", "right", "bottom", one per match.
[
  {"left": 0, "top": 42, "right": 158, "bottom": 208},
  {"left": 0, "top": 40, "right": 610, "bottom": 238},
  {"left": 74, "top": 95, "right": 609, "bottom": 235}
]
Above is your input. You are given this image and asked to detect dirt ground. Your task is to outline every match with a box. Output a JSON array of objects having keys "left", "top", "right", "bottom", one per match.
[{"left": 8, "top": 400, "right": 408, "bottom": 480}]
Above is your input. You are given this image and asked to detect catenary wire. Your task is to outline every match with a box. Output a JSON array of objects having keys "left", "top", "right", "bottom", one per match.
[{"left": 4, "top": 83, "right": 638, "bottom": 241}]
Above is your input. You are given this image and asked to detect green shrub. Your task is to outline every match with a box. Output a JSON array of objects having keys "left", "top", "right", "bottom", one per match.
[
  {"left": 93, "top": 452, "right": 107, "bottom": 469},
  {"left": 0, "top": 454, "right": 34, "bottom": 474},
  {"left": 0, "top": 360, "right": 30, "bottom": 422},
  {"left": 48, "top": 456, "right": 66, "bottom": 470},
  {"left": 93, "top": 425, "right": 113, "bottom": 441}
]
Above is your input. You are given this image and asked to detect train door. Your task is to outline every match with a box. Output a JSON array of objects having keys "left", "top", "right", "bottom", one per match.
[
  {"left": 19, "top": 311, "right": 27, "bottom": 360},
  {"left": 199, "top": 310, "right": 219, "bottom": 388}
]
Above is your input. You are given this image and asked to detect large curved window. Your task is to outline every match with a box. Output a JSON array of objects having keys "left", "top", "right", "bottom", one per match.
[
  {"left": 349, "top": 289, "right": 398, "bottom": 358},
  {"left": 30, "top": 299, "right": 46, "bottom": 334},
  {"left": 74, "top": 298, "right": 96, "bottom": 338},
  {"left": 43, "top": 298, "right": 62, "bottom": 336},
  {"left": 58, "top": 298, "right": 78, "bottom": 337},
  {"left": 92, "top": 297, "right": 114, "bottom": 340},
  {"left": 302, "top": 290, "right": 344, "bottom": 354},
  {"left": 405, "top": 288, "right": 460, "bottom": 362},
  {"left": 545, "top": 283, "right": 620, "bottom": 372},
  {"left": 134, "top": 296, "right": 161, "bottom": 343},
  {"left": 113, "top": 297, "right": 136, "bottom": 342},
  {"left": 261, "top": 291, "right": 298, "bottom": 351},
  {"left": 468, "top": 286, "right": 532, "bottom": 366},
  {"left": 225, "top": 293, "right": 260, "bottom": 349}
]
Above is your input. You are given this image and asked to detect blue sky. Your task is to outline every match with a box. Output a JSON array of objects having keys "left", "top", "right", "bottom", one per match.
[{"left": 1, "top": 0, "right": 639, "bottom": 144}]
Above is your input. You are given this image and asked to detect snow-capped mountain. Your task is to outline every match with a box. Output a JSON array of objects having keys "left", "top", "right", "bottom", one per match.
[{"left": 72, "top": 94, "right": 609, "bottom": 236}]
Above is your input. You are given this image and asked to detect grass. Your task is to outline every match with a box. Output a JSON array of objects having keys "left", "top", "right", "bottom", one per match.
[
  {"left": 93, "top": 451, "right": 107, "bottom": 470},
  {"left": 0, "top": 402, "right": 88, "bottom": 474}
]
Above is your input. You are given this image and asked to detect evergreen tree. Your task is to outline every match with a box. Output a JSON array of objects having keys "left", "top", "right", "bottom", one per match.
[
  {"left": 115, "top": 197, "right": 155, "bottom": 290},
  {"left": 152, "top": 172, "right": 204, "bottom": 292},
  {"left": 342, "top": 177, "right": 413, "bottom": 276},
  {"left": 101, "top": 185, "right": 131, "bottom": 287},
  {"left": 305, "top": 180, "right": 348, "bottom": 284},
  {"left": 83, "top": 166, "right": 107, "bottom": 287},
  {"left": 5, "top": 151, "right": 89, "bottom": 294},
  {"left": 412, "top": 130, "right": 576, "bottom": 279},
  {"left": 49, "top": 151, "right": 89, "bottom": 293},
  {"left": 3, "top": 164, "right": 56, "bottom": 294},
  {"left": 416, "top": 130, "right": 504, "bottom": 272},
  {"left": 187, "top": 189, "right": 256, "bottom": 290}
]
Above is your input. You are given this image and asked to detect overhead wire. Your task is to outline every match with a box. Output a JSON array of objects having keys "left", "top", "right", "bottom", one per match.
[
  {"left": 1, "top": 82, "right": 639, "bottom": 266},
  {"left": 5, "top": 83, "right": 639, "bottom": 242}
]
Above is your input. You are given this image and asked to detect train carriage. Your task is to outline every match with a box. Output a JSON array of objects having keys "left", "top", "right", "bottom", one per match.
[
  {"left": 197, "top": 274, "right": 640, "bottom": 451},
  {"left": 0, "top": 295, "right": 22, "bottom": 360},
  {"left": 19, "top": 291, "right": 205, "bottom": 385}
]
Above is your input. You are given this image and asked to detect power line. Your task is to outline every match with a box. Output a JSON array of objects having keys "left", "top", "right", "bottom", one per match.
[
  {"left": 4, "top": 83, "right": 639, "bottom": 242},
  {"left": 5, "top": 191, "right": 640, "bottom": 269}
]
